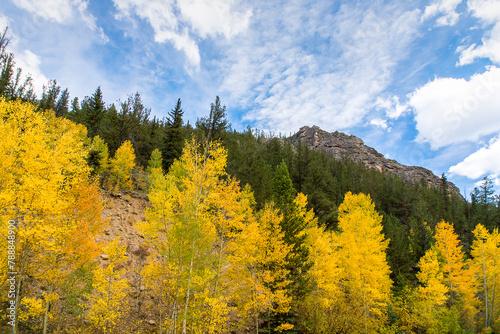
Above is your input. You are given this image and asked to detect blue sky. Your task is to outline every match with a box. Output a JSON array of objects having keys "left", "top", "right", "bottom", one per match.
[{"left": 1, "top": 0, "right": 500, "bottom": 197}]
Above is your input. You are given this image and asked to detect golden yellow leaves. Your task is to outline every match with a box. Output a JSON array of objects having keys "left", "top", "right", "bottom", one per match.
[
  {"left": 109, "top": 140, "right": 136, "bottom": 191},
  {"left": 85, "top": 239, "right": 129, "bottom": 333},
  {"left": 0, "top": 98, "right": 104, "bottom": 333}
]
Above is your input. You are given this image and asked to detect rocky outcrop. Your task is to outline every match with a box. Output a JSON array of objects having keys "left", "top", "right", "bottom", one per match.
[{"left": 291, "top": 125, "right": 461, "bottom": 196}]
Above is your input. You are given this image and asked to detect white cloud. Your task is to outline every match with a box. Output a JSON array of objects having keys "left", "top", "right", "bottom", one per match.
[
  {"left": 12, "top": 0, "right": 74, "bottom": 23},
  {"left": 10, "top": 0, "right": 108, "bottom": 42},
  {"left": 375, "top": 95, "right": 409, "bottom": 119},
  {"left": 422, "top": 0, "right": 462, "bottom": 26},
  {"left": 112, "top": 0, "right": 251, "bottom": 69},
  {"left": 14, "top": 49, "right": 49, "bottom": 97},
  {"left": 467, "top": 0, "right": 500, "bottom": 24},
  {"left": 220, "top": 2, "right": 421, "bottom": 133},
  {"left": 458, "top": 0, "right": 500, "bottom": 65},
  {"left": 370, "top": 118, "right": 389, "bottom": 130},
  {"left": 449, "top": 135, "right": 500, "bottom": 180},
  {"left": 0, "top": 14, "right": 9, "bottom": 29},
  {"left": 178, "top": 0, "right": 252, "bottom": 39},
  {"left": 409, "top": 66, "right": 500, "bottom": 149}
]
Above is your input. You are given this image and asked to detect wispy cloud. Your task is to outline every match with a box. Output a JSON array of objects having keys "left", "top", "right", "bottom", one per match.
[
  {"left": 422, "top": 0, "right": 462, "bottom": 26},
  {"left": 220, "top": 1, "right": 421, "bottom": 133},
  {"left": 112, "top": 0, "right": 252, "bottom": 70},
  {"left": 10, "top": 0, "right": 108, "bottom": 42},
  {"left": 374, "top": 95, "right": 409, "bottom": 119},
  {"left": 458, "top": 0, "right": 500, "bottom": 65}
]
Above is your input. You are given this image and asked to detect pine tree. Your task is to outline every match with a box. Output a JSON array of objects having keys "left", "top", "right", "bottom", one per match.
[
  {"left": 0, "top": 27, "right": 35, "bottom": 102},
  {"left": 163, "top": 98, "right": 184, "bottom": 171},
  {"left": 269, "top": 161, "right": 313, "bottom": 331},
  {"left": 471, "top": 177, "right": 497, "bottom": 230},
  {"left": 82, "top": 86, "right": 105, "bottom": 139},
  {"left": 37, "top": 80, "right": 69, "bottom": 117},
  {"left": 196, "top": 96, "right": 229, "bottom": 142}
]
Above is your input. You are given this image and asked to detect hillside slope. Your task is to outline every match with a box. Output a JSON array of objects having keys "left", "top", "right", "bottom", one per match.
[{"left": 291, "top": 125, "right": 461, "bottom": 196}]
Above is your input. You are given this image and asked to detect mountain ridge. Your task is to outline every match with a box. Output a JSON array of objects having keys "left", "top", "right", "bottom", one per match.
[{"left": 291, "top": 125, "right": 461, "bottom": 196}]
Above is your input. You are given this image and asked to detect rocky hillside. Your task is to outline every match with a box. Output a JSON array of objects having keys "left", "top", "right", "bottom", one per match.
[{"left": 291, "top": 125, "right": 461, "bottom": 195}]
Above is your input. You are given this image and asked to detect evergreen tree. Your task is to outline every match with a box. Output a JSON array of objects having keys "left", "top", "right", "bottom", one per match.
[
  {"left": 0, "top": 27, "right": 35, "bottom": 101},
  {"left": 272, "top": 161, "right": 296, "bottom": 212},
  {"left": 163, "top": 98, "right": 184, "bottom": 171},
  {"left": 81, "top": 86, "right": 105, "bottom": 139},
  {"left": 471, "top": 177, "right": 498, "bottom": 230},
  {"left": 0, "top": 27, "right": 14, "bottom": 98},
  {"left": 270, "top": 161, "right": 313, "bottom": 331},
  {"left": 196, "top": 96, "right": 229, "bottom": 142},
  {"left": 38, "top": 80, "right": 69, "bottom": 117}
]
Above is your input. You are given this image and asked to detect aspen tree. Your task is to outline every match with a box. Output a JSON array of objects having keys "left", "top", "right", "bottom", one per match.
[
  {"left": 471, "top": 224, "right": 500, "bottom": 330},
  {"left": 226, "top": 201, "right": 292, "bottom": 333},
  {"left": 335, "top": 192, "right": 392, "bottom": 333},
  {"left": 434, "top": 221, "right": 478, "bottom": 323},
  {"left": 298, "top": 223, "right": 341, "bottom": 333},
  {"left": 89, "top": 135, "right": 109, "bottom": 176},
  {"left": 86, "top": 238, "right": 129, "bottom": 333},
  {"left": 414, "top": 248, "right": 448, "bottom": 332},
  {"left": 109, "top": 140, "right": 136, "bottom": 190},
  {"left": 138, "top": 139, "right": 244, "bottom": 333},
  {"left": 0, "top": 98, "right": 103, "bottom": 333}
]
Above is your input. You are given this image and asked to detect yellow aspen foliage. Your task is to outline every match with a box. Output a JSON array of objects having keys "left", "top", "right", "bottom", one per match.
[
  {"left": 147, "top": 148, "right": 163, "bottom": 172},
  {"left": 109, "top": 140, "right": 136, "bottom": 190},
  {"left": 0, "top": 98, "right": 103, "bottom": 333},
  {"left": 298, "top": 224, "right": 342, "bottom": 333},
  {"left": 90, "top": 135, "right": 110, "bottom": 176},
  {"left": 413, "top": 248, "right": 449, "bottom": 332},
  {"left": 226, "top": 203, "right": 292, "bottom": 333},
  {"left": 471, "top": 224, "right": 500, "bottom": 331},
  {"left": 434, "top": 221, "right": 478, "bottom": 322},
  {"left": 334, "top": 191, "right": 392, "bottom": 333},
  {"left": 85, "top": 238, "right": 130, "bottom": 334},
  {"left": 138, "top": 138, "right": 249, "bottom": 333}
]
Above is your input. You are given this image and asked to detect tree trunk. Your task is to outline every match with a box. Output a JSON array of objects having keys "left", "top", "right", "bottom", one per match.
[
  {"left": 14, "top": 249, "right": 27, "bottom": 334},
  {"left": 42, "top": 284, "right": 54, "bottom": 334},
  {"left": 182, "top": 243, "right": 196, "bottom": 334},
  {"left": 481, "top": 240, "right": 489, "bottom": 328}
]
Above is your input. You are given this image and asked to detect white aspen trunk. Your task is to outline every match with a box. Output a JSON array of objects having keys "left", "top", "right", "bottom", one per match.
[
  {"left": 14, "top": 249, "right": 27, "bottom": 334},
  {"left": 42, "top": 284, "right": 54, "bottom": 334},
  {"left": 182, "top": 243, "right": 196, "bottom": 334},
  {"left": 481, "top": 240, "right": 489, "bottom": 328}
]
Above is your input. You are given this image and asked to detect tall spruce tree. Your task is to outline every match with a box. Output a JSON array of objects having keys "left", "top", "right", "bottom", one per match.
[
  {"left": 163, "top": 98, "right": 184, "bottom": 172},
  {"left": 471, "top": 177, "right": 498, "bottom": 230},
  {"left": 38, "top": 80, "right": 69, "bottom": 117},
  {"left": 81, "top": 86, "right": 105, "bottom": 139},
  {"left": 196, "top": 96, "right": 229, "bottom": 142},
  {"left": 0, "top": 27, "right": 36, "bottom": 101},
  {"left": 269, "top": 161, "right": 313, "bottom": 332}
]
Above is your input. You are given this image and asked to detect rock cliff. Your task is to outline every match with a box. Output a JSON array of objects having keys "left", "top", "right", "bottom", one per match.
[{"left": 291, "top": 125, "right": 461, "bottom": 196}]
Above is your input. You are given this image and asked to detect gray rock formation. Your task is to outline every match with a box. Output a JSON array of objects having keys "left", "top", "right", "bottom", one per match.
[{"left": 291, "top": 125, "right": 461, "bottom": 196}]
